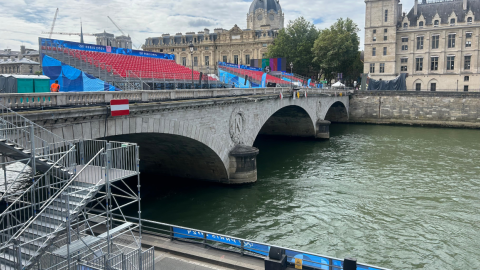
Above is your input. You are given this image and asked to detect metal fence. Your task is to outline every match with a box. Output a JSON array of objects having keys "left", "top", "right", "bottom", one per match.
[{"left": 100, "top": 214, "right": 390, "bottom": 270}]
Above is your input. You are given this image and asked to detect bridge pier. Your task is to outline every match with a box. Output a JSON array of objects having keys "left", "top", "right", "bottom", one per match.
[
  {"left": 229, "top": 145, "right": 259, "bottom": 184},
  {"left": 315, "top": 120, "right": 331, "bottom": 139}
]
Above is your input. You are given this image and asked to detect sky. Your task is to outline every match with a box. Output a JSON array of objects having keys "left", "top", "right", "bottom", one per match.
[{"left": 0, "top": 0, "right": 416, "bottom": 52}]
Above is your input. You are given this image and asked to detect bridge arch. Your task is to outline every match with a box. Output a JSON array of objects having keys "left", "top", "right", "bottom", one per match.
[
  {"left": 324, "top": 101, "right": 349, "bottom": 122},
  {"left": 255, "top": 105, "right": 316, "bottom": 141}
]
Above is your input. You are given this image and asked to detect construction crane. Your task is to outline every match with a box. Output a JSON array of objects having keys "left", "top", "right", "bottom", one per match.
[
  {"left": 48, "top": 8, "right": 59, "bottom": 39},
  {"left": 107, "top": 16, "right": 141, "bottom": 49},
  {"left": 42, "top": 31, "right": 97, "bottom": 37}
]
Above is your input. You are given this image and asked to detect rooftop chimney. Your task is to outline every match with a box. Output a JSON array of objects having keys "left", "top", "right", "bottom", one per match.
[
  {"left": 463, "top": 0, "right": 467, "bottom": 10},
  {"left": 414, "top": 0, "right": 418, "bottom": 16}
]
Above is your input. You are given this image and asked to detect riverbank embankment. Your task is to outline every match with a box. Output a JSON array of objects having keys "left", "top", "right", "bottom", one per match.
[{"left": 349, "top": 91, "right": 480, "bottom": 128}]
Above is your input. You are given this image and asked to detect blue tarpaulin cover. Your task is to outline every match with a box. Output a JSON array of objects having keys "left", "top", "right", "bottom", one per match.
[{"left": 42, "top": 55, "right": 118, "bottom": 92}]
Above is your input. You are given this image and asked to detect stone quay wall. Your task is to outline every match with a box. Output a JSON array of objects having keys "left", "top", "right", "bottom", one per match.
[{"left": 349, "top": 91, "right": 480, "bottom": 128}]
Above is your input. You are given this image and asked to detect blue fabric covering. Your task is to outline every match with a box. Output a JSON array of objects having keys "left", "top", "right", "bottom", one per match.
[
  {"left": 42, "top": 55, "right": 116, "bottom": 92},
  {"left": 261, "top": 73, "right": 267, "bottom": 88}
]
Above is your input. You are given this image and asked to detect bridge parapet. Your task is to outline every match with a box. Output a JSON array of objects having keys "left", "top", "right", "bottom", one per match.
[{"left": 0, "top": 88, "right": 352, "bottom": 109}]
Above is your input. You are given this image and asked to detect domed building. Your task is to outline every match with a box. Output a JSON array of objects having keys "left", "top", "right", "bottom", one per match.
[
  {"left": 143, "top": 0, "right": 284, "bottom": 74},
  {"left": 247, "top": 0, "right": 285, "bottom": 31}
]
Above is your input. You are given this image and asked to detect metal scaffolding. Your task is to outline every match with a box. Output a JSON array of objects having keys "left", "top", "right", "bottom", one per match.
[{"left": 0, "top": 104, "right": 152, "bottom": 270}]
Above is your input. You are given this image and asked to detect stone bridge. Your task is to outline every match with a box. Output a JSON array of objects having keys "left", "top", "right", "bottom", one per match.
[{"left": 6, "top": 88, "right": 350, "bottom": 184}]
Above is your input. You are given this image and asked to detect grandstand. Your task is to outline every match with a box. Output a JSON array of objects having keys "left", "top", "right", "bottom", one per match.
[{"left": 40, "top": 38, "right": 224, "bottom": 91}]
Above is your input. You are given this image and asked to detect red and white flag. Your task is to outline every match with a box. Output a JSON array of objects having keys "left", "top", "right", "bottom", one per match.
[
  {"left": 305, "top": 91, "right": 307, "bottom": 98},
  {"left": 279, "top": 92, "right": 283, "bottom": 99},
  {"left": 110, "top": 99, "right": 129, "bottom": 117}
]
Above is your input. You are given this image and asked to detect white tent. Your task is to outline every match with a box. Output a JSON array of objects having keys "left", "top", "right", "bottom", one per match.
[{"left": 332, "top": 81, "right": 345, "bottom": 87}]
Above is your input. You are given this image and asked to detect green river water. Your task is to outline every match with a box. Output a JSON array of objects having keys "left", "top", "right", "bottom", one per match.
[{"left": 138, "top": 124, "right": 480, "bottom": 270}]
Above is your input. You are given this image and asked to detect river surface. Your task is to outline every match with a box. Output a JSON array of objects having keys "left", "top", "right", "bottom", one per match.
[{"left": 137, "top": 124, "right": 480, "bottom": 270}]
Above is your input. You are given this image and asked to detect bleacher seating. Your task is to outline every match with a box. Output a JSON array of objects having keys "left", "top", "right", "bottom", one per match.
[
  {"left": 55, "top": 47, "right": 216, "bottom": 81},
  {"left": 220, "top": 66, "right": 289, "bottom": 86}
]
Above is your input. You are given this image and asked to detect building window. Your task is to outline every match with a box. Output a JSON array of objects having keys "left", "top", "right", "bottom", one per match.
[
  {"left": 182, "top": 57, "right": 187, "bottom": 66},
  {"left": 401, "top": 37, "right": 408, "bottom": 42},
  {"left": 380, "top": 63, "right": 385, "bottom": 73},
  {"left": 416, "top": 58, "right": 423, "bottom": 71},
  {"left": 447, "top": 56, "right": 455, "bottom": 70},
  {"left": 262, "top": 53, "right": 265, "bottom": 58},
  {"left": 205, "top": 46, "right": 209, "bottom": 50},
  {"left": 401, "top": 58, "right": 408, "bottom": 63},
  {"left": 194, "top": 56, "right": 198, "bottom": 66},
  {"left": 450, "top": 18, "right": 455, "bottom": 25},
  {"left": 403, "top": 23, "right": 408, "bottom": 29},
  {"left": 383, "top": 47, "right": 387, "bottom": 55},
  {"left": 432, "top": 35, "right": 439, "bottom": 49},
  {"left": 448, "top": 34, "right": 456, "bottom": 48},
  {"left": 223, "top": 56, "right": 227, "bottom": 62},
  {"left": 182, "top": 48, "right": 186, "bottom": 51},
  {"left": 372, "top": 47, "right": 376, "bottom": 56},
  {"left": 464, "top": 85, "right": 469, "bottom": 92},
  {"left": 262, "top": 44, "right": 267, "bottom": 47},
  {"left": 466, "top": 41, "right": 472, "bottom": 47},
  {"left": 434, "top": 20, "right": 439, "bottom": 27},
  {"left": 373, "top": 29, "right": 376, "bottom": 34},
  {"left": 373, "top": 36, "right": 377, "bottom": 41},
  {"left": 401, "top": 58, "right": 408, "bottom": 71},
  {"left": 385, "top": 10, "right": 388, "bottom": 22},
  {"left": 205, "top": 56, "right": 209, "bottom": 66},
  {"left": 466, "top": 32, "right": 472, "bottom": 38},
  {"left": 401, "top": 66, "right": 407, "bottom": 71},
  {"left": 370, "top": 63, "right": 375, "bottom": 73},
  {"left": 234, "top": 55, "right": 239, "bottom": 64},
  {"left": 402, "top": 45, "right": 408, "bottom": 51},
  {"left": 419, "top": 21, "right": 424, "bottom": 28},
  {"left": 467, "top": 17, "right": 473, "bottom": 24},
  {"left": 416, "top": 83, "right": 421, "bottom": 91},
  {"left": 245, "top": 55, "right": 250, "bottom": 64},
  {"left": 417, "top": 36, "right": 424, "bottom": 50},
  {"left": 384, "top": 29, "right": 387, "bottom": 33},
  {"left": 431, "top": 83, "right": 436, "bottom": 91},
  {"left": 465, "top": 56, "right": 471, "bottom": 70},
  {"left": 431, "top": 57, "right": 438, "bottom": 71},
  {"left": 171, "top": 49, "right": 174, "bottom": 52},
  {"left": 384, "top": 36, "right": 387, "bottom": 41},
  {"left": 464, "top": 76, "right": 470, "bottom": 82}
]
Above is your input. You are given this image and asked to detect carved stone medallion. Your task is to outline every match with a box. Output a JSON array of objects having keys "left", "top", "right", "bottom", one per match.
[{"left": 230, "top": 108, "right": 246, "bottom": 144}]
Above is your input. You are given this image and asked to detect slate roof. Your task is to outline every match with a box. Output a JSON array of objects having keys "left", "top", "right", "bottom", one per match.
[
  {"left": 249, "top": 0, "right": 282, "bottom": 14},
  {"left": 406, "top": 0, "right": 480, "bottom": 26},
  {"left": 0, "top": 58, "right": 40, "bottom": 65}
]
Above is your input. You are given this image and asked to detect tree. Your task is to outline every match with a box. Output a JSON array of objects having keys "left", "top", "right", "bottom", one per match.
[
  {"left": 266, "top": 17, "right": 319, "bottom": 76},
  {"left": 312, "top": 18, "right": 360, "bottom": 85}
]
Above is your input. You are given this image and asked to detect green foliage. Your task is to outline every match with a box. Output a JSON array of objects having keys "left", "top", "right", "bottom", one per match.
[
  {"left": 266, "top": 17, "right": 319, "bottom": 76},
  {"left": 34, "top": 71, "right": 43, "bottom": 75},
  {"left": 312, "top": 18, "right": 361, "bottom": 84}
]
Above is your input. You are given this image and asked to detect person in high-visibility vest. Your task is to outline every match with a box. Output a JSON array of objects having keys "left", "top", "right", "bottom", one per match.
[{"left": 50, "top": 80, "right": 60, "bottom": 92}]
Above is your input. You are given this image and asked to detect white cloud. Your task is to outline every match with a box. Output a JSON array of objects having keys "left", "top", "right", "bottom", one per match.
[{"left": 0, "top": 0, "right": 416, "bottom": 51}]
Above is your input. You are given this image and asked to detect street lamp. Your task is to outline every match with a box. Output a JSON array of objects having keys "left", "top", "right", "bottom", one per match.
[
  {"left": 290, "top": 62, "right": 293, "bottom": 89},
  {"left": 207, "top": 66, "right": 210, "bottom": 89},
  {"left": 189, "top": 42, "right": 194, "bottom": 88}
]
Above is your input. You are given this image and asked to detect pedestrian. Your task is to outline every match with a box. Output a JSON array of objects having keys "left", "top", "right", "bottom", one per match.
[{"left": 50, "top": 80, "right": 60, "bottom": 92}]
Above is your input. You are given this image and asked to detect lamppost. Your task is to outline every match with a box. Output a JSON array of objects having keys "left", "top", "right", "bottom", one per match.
[
  {"left": 290, "top": 62, "right": 293, "bottom": 89},
  {"left": 207, "top": 66, "right": 210, "bottom": 89},
  {"left": 189, "top": 42, "right": 194, "bottom": 88}
]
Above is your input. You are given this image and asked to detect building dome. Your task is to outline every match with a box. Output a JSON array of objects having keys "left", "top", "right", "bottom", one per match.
[{"left": 249, "top": 0, "right": 282, "bottom": 14}]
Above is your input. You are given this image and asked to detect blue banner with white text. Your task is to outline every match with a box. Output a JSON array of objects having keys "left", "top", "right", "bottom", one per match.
[{"left": 172, "top": 227, "right": 269, "bottom": 256}]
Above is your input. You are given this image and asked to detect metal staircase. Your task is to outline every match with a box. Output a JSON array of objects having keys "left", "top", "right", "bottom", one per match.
[{"left": 0, "top": 105, "right": 148, "bottom": 270}]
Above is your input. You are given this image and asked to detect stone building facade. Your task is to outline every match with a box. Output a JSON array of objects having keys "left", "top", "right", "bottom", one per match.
[
  {"left": 364, "top": 0, "right": 480, "bottom": 91},
  {"left": 96, "top": 31, "right": 133, "bottom": 49},
  {"left": 0, "top": 46, "right": 40, "bottom": 75},
  {"left": 142, "top": 0, "right": 284, "bottom": 74}
]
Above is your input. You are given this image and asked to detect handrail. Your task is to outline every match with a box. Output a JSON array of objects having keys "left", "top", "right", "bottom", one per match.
[
  {"left": 13, "top": 148, "right": 104, "bottom": 240},
  {"left": 0, "top": 145, "right": 76, "bottom": 216},
  {"left": 97, "top": 213, "right": 392, "bottom": 270}
]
